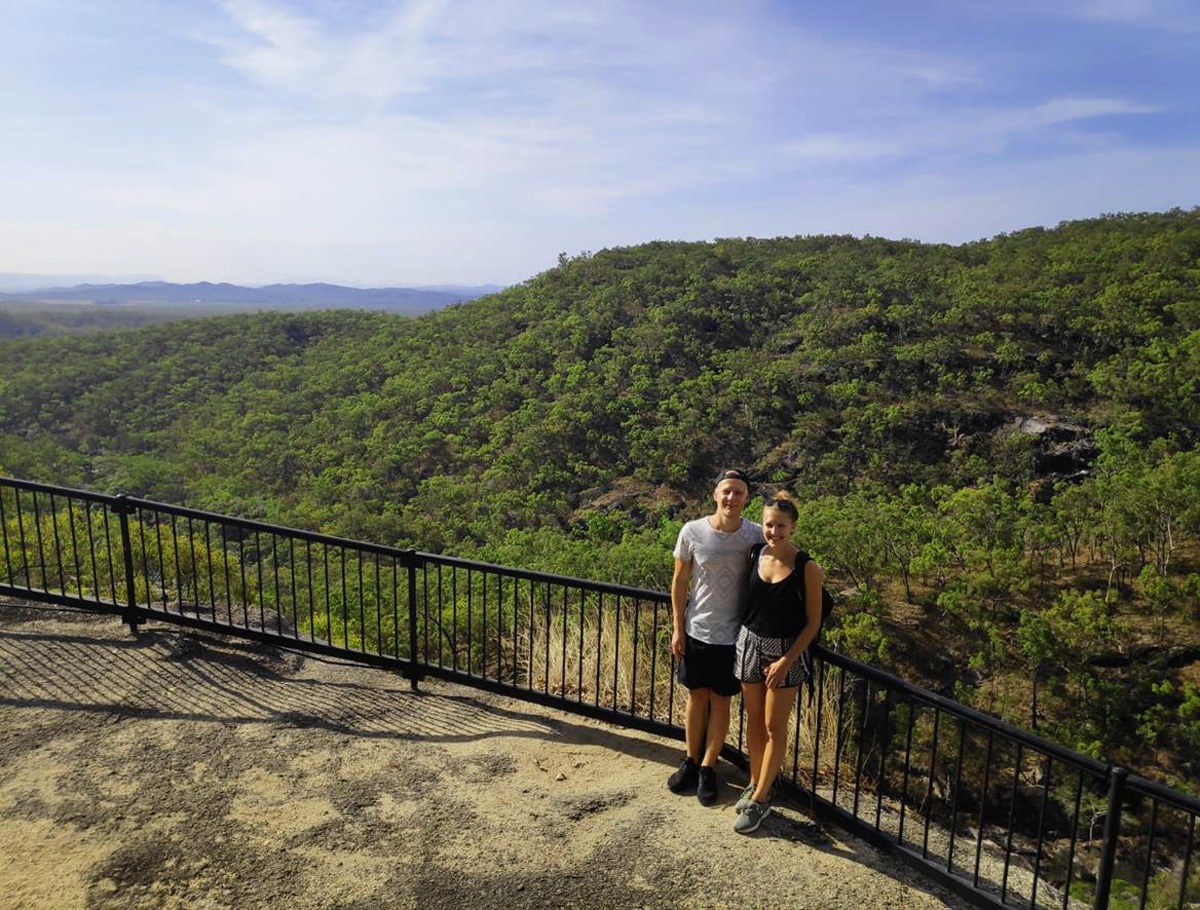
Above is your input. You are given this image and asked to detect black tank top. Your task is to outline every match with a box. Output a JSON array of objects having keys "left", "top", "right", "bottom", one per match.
[{"left": 742, "top": 544, "right": 809, "bottom": 639}]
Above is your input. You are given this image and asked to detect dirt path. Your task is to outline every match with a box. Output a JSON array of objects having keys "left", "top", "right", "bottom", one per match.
[{"left": 0, "top": 604, "right": 972, "bottom": 909}]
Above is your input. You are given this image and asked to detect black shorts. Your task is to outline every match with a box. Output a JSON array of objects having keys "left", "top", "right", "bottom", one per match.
[{"left": 678, "top": 634, "right": 740, "bottom": 697}]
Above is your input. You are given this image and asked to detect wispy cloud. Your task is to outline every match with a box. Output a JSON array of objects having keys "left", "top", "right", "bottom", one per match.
[{"left": 0, "top": 0, "right": 1195, "bottom": 284}]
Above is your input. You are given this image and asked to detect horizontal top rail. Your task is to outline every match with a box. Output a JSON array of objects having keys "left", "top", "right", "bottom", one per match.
[
  {"left": 1126, "top": 770, "right": 1200, "bottom": 815},
  {"left": 0, "top": 475, "right": 672, "bottom": 601}
]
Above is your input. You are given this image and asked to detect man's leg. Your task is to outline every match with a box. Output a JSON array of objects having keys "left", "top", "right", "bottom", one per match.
[
  {"left": 685, "top": 687, "right": 712, "bottom": 762},
  {"left": 702, "top": 693, "right": 732, "bottom": 768}
]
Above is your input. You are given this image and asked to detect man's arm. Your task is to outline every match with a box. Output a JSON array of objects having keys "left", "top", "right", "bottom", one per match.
[{"left": 670, "top": 557, "right": 692, "bottom": 659}]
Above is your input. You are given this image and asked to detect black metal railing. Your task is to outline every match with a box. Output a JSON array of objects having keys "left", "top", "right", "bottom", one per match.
[{"left": 2, "top": 475, "right": 1197, "bottom": 910}]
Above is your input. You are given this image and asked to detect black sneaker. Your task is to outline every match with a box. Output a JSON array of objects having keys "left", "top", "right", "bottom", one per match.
[
  {"left": 697, "top": 765, "right": 719, "bottom": 805},
  {"left": 667, "top": 757, "right": 699, "bottom": 793}
]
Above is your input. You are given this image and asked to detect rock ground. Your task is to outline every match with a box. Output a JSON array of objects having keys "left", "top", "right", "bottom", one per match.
[{"left": 0, "top": 604, "right": 974, "bottom": 909}]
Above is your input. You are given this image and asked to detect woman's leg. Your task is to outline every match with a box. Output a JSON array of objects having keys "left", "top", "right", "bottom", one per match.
[
  {"left": 741, "top": 681, "right": 767, "bottom": 785},
  {"left": 754, "top": 684, "right": 798, "bottom": 803}
]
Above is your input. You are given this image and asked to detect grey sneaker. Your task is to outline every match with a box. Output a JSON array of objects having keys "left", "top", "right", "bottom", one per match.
[
  {"left": 735, "top": 783, "right": 757, "bottom": 814},
  {"left": 696, "top": 765, "right": 719, "bottom": 805},
  {"left": 736, "top": 782, "right": 776, "bottom": 813},
  {"left": 734, "top": 799, "right": 771, "bottom": 834}
]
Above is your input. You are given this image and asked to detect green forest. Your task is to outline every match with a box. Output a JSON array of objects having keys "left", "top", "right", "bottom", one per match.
[{"left": 2, "top": 208, "right": 1198, "bottom": 792}]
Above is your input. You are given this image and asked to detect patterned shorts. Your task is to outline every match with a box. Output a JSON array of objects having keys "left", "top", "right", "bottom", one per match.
[{"left": 735, "top": 626, "right": 809, "bottom": 688}]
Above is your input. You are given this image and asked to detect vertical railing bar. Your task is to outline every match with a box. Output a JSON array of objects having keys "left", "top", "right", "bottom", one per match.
[
  {"left": 629, "top": 596, "right": 641, "bottom": 715},
  {"left": 13, "top": 492, "right": 31, "bottom": 590},
  {"left": 338, "top": 547, "right": 347, "bottom": 649},
  {"left": 289, "top": 538, "right": 300, "bottom": 639},
  {"left": 853, "top": 678, "right": 871, "bottom": 819},
  {"left": 1138, "top": 799, "right": 1159, "bottom": 910},
  {"left": 101, "top": 505, "right": 118, "bottom": 605},
  {"left": 875, "top": 688, "right": 892, "bottom": 833},
  {"left": 577, "top": 588, "right": 585, "bottom": 704},
  {"left": 790, "top": 685, "right": 802, "bottom": 786},
  {"left": 31, "top": 489, "right": 48, "bottom": 591},
  {"left": 1029, "top": 754, "right": 1053, "bottom": 910},
  {"left": 258, "top": 532, "right": 269, "bottom": 635},
  {"left": 1093, "top": 767, "right": 1128, "bottom": 910},
  {"left": 304, "top": 537, "right": 314, "bottom": 643},
  {"left": 373, "top": 555, "right": 383, "bottom": 654},
  {"left": 0, "top": 486, "right": 13, "bottom": 585},
  {"left": 1178, "top": 813, "right": 1196, "bottom": 910},
  {"left": 899, "top": 698, "right": 917, "bottom": 845},
  {"left": 611, "top": 593, "right": 621, "bottom": 710},
  {"left": 238, "top": 535, "right": 250, "bottom": 629},
  {"left": 272, "top": 534, "right": 284, "bottom": 636},
  {"left": 48, "top": 493, "right": 67, "bottom": 595},
  {"left": 170, "top": 513, "right": 184, "bottom": 612},
  {"left": 1062, "top": 769, "right": 1086, "bottom": 910},
  {"left": 482, "top": 573, "right": 492, "bottom": 681},
  {"left": 812, "top": 659, "right": 828, "bottom": 807},
  {"left": 648, "top": 598, "right": 660, "bottom": 722},
  {"left": 112, "top": 497, "right": 140, "bottom": 631},
  {"left": 522, "top": 577, "right": 531, "bottom": 689},
  {"left": 154, "top": 512, "right": 168, "bottom": 609},
  {"left": 84, "top": 501, "right": 101, "bottom": 605},
  {"left": 921, "top": 707, "right": 943, "bottom": 860},
  {"left": 204, "top": 522, "right": 217, "bottom": 623},
  {"left": 1002, "top": 742, "right": 1026, "bottom": 904},
  {"left": 511, "top": 574, "right": 520, "bottom": 686},
  {"left": 543, "top": 584, "right": 552, "bottom": 696},
  {"left": 395, "top": 555, "right": 404, "bottom": 661},
  {"left": 561, "top": 586, "right": 569, "bottom": 699},
  {"left": 356, "top": 549, "right": 365, "bottom": 650},
  {"left": 594, "top": 592, "right": 604, "bottom": 708},
  {"left": 947, "top": 718, "right": 968, "bottom": 874},
  {"left": 468, "top": 568, "right": 476, "bottom": 677},
  {"left": 321, "top": 544, "right": 330, "bottom": 644},
  {"left": 405, "top": 552, "right": 418, "bottom": 684},
  {"left": 67, "top": 497, "right": 84, "bottom": 599},
  {"left": 974, "top": 730, "right": 996, "bottom": 888},
  {"left": 372, "top": 554, "right": 382, "bottom": 654},
  {"left": 511, "top": 574, "right": 519, "bottom": 685},
  {"left": 187, "top": 516, "right": 200, "bottom": 616},
  {"left": 427, "top": 563, "right": 437, "bottom": 665},
  {"left": 136, "top": 508, "right": 152, "bottom": 610},
  {"left": 221, "top": 525, "right": 233, "bottom": 622},
  {"left": 831, "top": 665, "right": 848, "bottom": 808},
  {"left": 451, "top": 567, "right": 458, "bottom": 673},
  {"left": 530, "top": 578, "right": 540, "bottom": 692}
]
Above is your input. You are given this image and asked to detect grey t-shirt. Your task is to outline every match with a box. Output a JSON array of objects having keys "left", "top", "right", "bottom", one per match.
[{"left": 673, "top": 517, "right": 764, "bottom": 645}]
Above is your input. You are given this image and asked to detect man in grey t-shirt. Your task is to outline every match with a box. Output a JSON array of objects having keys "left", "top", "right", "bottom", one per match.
[{"left": 667, "top": 468, "right": 763, "bottom": 805}]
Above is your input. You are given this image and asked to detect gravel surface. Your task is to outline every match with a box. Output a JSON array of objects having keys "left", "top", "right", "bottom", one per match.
[{"left": 0, "top": 604, "right": 973, "bottom": 909}]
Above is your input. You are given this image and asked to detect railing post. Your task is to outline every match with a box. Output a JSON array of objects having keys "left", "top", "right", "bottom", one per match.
[
  {"left": 1093, "top": 766, "right": 1129, "bottom": 910},
  {"left": 404, "top": 549, "right": 423, "bottom": 691},
  {"left": 112, "top": 495, "right": 142, "bottom": 635}
]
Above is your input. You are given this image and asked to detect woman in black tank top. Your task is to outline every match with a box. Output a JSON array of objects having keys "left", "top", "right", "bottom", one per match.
[{"left": 731, "top": 491, "right": 825, "bottom": 834}]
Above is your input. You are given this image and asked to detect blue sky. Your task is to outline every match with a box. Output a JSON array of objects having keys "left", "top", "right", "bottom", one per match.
[{"left": 1, "top": 0, "right": 1197, "bottom": 288}]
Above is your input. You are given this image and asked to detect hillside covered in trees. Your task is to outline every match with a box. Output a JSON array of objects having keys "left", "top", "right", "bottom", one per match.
[{"left": 2, "top": 209, "right": 1198, "bottom": 789}]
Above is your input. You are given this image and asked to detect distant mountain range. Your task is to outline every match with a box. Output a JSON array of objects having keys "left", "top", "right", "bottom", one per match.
[{"left": 0, "top": 280, "right": 505, "bottom": 315}]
